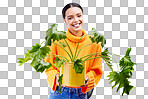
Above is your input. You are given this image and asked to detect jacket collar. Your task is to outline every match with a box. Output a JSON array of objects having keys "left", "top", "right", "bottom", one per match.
[{"left": 66, "top": 28, "right": 87, "bottom": 43}]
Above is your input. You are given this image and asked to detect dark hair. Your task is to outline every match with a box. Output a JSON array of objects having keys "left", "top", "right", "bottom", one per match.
[{"left": 62, "top": 3, "right": 83, "bottom": 19}]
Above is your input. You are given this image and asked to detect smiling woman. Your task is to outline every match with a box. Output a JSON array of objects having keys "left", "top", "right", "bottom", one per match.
[
  {"left": 44, "top": 2, "right": 103, "bottom": 99},
  {"left": 17, "top": 2, "right": 136, "bottom": 98}
]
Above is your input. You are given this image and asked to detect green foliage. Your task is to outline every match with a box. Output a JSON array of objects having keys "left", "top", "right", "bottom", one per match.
[
  {"left": 18, "top": 24, "right": 136, "bottom": 96},
  {"left": 107, "top": 71, "right": 134, "bottom": 96},
  {"left": 58, "top": 74, "right": 63, "bottom": 94},
  {"left": 101, "top": 48, "right": 113, "bottom": 71},
  {"left": 107, "top": 48, "right": 136, "bottom": 96},
  {"left": 119, "top": 47, "right": 136, "bottom": 71},
  {"left": 45, "top": 24, "right": 66, "bottom": 46},
  {"left": 54, "top": 57, "right": 65, "bottom": 68},
  {"left": 18, "top": 51, "right": 31, "bottom": 66},
  {"left": 89, "top": 28, "right": 106, "bottom": 48},
  {"left": 73, "top": 59, "right": 84, "bottom": 74},
  {"left": 29, "top": 43, "right": 52, "bottom": 73},
  {"left": 33, "top": 61, "right": 52, "bottom": 73},
  {"left": 18, "top": 43, "right": 51, "bottom": 73},
  {"left": 29, "top": 43, "right": 50, "bottom": 63},
  {"left": 59, "top": 41, "right": 67, "bottom": 47}
]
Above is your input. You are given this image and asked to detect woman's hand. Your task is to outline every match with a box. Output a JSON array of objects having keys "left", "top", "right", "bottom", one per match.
[
  {"left": 56, "top": 74, "right": 65, "bottom": 87},
  {"left": 80, "top": 76, "right": 89, "bottom": 87},
  {"left": 55, "top": 74, "right": 59, "bottom": 86}
]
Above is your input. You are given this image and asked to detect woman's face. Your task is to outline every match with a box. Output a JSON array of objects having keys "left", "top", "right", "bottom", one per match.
[{"left": 64, "top": 7, "right": 84, "bottom": 32}]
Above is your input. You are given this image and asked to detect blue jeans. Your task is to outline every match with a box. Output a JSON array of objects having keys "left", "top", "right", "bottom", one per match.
[{"left": 48, "top": 86, "right": 87, "bottom": 99}]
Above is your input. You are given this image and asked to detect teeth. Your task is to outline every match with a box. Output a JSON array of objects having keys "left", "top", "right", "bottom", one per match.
[
  {"left": 73, "top": 23, "right": 80, "bottom": 27},
  {"left": 74, "top": 24, "right": 79, "bottom": 26}
]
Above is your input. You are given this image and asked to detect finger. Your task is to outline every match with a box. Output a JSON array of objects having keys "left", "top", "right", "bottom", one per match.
[
  {"left": 80, "top": 84, "right": 87, "bottom": 87},
  {"left": 85, "top": 76, "right": 89, "bottom": 81}
]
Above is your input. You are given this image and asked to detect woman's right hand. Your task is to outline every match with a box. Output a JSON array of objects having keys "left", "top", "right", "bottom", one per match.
[
  {"left": 56, "top": 74, "right": 65, "bottom": 87},
  {"left": 55, "top": 74, "right": 59, "bottom": 86}
]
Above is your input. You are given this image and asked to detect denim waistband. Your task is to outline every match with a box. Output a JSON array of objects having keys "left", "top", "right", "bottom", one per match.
[{"left": 56, "top": 86, "right": 83, "bottom": 94}]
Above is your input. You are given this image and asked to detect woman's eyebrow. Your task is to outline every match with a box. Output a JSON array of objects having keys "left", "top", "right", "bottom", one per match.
[{"left": 67, "top": 13, "right": 82, "bottom": 18}]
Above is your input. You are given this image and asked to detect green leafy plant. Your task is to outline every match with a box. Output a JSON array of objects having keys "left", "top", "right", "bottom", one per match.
[{"left": 18, "top": 24, "right": 136, "bottom": 95}]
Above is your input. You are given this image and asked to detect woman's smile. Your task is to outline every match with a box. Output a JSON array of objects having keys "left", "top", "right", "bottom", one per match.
[{"left": 72, "top": 22, "right": 81, "bottom": 28}]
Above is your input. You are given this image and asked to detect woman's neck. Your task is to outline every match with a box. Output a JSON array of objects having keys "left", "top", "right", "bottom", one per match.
[{"left": 69, "top": 29, "right": 83, "bottom": 37}]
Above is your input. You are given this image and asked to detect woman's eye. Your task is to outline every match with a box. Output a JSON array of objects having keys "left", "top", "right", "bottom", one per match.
[
  {"left": 78, "top": 15, "right": 81, "bottom": 17},
  {"left": 68, "top": 17, "right": 72, "bottom": 20}
]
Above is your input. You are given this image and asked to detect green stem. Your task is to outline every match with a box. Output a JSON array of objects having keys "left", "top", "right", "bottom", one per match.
[
  {"left": 41, "top": 41, "right": 45, "bottom": 46},
  {"left": 108, "top": 52, "right": 123, "bottom": 72},
  {"left": 107, "top": 55, "right": 120, "bottom": 72},
  {"left": 80, "top": 52, "right": 101, "bottom": 60},
  {"left": 83, "top": 55, "right": 95, "bottom": 62},
  {"left": 108, "top": 53, "right": 123, "bottom": 72},
  {"left": 82, "top": 55, "right": 115, "bottom": 72},
  {"left": 64, "top": 39, "right": 74, "bottom": 61},
  {"left": 81, "top": 53, "right": 100, "bottom": 62},
  {"left": 101, "top": 56, "right": 113, "bottom": 72},
  {"left": 83, "top": 56, "right": 102, "bottom": 62},
  {"left": 109, "top": 52, "right": 123, "bottom": 58},
  {"left": 74, "top": 34, "right": 87, "bottom": 61},
  {"left": 75, "top": 42, "right": 93, "bottom": 60},
  {"left": 53, "top": 42, "right": 73, "bottom": 61},
  {"left": 47, "top": 54, "right": 69, "bottom": 61}
]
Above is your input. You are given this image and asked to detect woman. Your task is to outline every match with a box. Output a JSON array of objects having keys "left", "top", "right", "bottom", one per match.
[{"left": 44, "top": 3, "right": 103, "bottom": 99}]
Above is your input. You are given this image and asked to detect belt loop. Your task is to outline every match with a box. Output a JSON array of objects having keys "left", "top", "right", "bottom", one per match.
[
  {"left": 69, "top": 88, "right": 71, "bottom": 93},
  {"left": 76, "top": 88, "right": 78, "bottom": 94},
  {"left": 56, "top": 86, "right": 59, "bottom": 90},
  {"left": 78, "top": 88, "right": 81, "bottom": 94},
  {"left": 62, "top": 86, "right": 64, "bottom": 92}
]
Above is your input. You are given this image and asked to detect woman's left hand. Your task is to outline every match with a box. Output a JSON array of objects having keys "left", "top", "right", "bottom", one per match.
[{"left": 80, "top": 76, "right": 89, "bottom": 87}]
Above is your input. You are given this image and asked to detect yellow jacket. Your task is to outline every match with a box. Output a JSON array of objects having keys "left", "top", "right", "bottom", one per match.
[{"left": 44, "top": 28, "right": 103, "bottom": 93}]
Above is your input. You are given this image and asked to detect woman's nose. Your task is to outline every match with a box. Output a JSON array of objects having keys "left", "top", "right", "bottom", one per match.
[{"left": 74, "top": 17, "right": 79, "bottom": 22}]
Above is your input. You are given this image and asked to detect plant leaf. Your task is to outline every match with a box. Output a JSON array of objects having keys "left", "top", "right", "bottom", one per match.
[
  {"left": 119, "top": 47, "right": 136, "bottom": 72},
  {"left": 73, "top": 59, "right": 84, "bottom": 74},
  {"left": 29, "top": 43, "right": 50, "bottom": 64},
  {"left": 18, "top": 43, "right": 51, "bottom": 73},
  {"left": 18, "top": 51, "right": 31, "bottom": 66},
  {"left": 45, "top": 24, "right": 66, "bottom": 46},
  {"left": 101, "top": 48, "right": 113, "bottom": 71},
  {"left": 34, "top": 61, "right": 52, "bottom": 73},
  {"left": 59, "top": 41, "right": 67, "bottom": 47},
  {"left": 107, "top": 71, "right": 134, "bottom": 96},
  {"left": 54, "top": 57, "right": 65, "bottom": 68},
  {"left": 28, "top": 43, "right": 51, "bottom": 72},
  {"left": 107, "top": 48, "right": 136, "bottom": 96},
  {"left": 58, "top": 74, "right": 63, "bottom": 94},
  {"left": 89, "top": 28, "right": 106, "bottom": 48}
]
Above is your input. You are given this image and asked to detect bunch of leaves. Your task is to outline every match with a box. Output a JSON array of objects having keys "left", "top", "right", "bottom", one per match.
[
  {"left": 45, "top": 24, "right": 66, "bottom": 46},
  {"left": 101, "top": 48, "right": 113, "bottom": 71},
  {"left": 89, "top": 28, "right": 106, "bottom": 48},
  {"left": 119, "top": 47, "right": 136, "bottom": 75},
  {"left": 18, "top": 50, "right": 31, "bottom": 66},
  {"left": 18, "top": 24, "right": 68, "bottom": 73},
  {"left": 58, "top": 74, "right": 63, "bottom": 94},
  {"left": 18, "top": 43, "right": 52, "bottom": 73},
  {"left": 18, "top": 24, "right": 136, "bottom": 96},
  {"left": 107, "top": 47, "right": 136, "bottom": 96},
  {"left": 80, "top": 29, "right": 136, "bottom": 95},
  {"left": 73, "top": 59, "right": 84, "bottom": 74},
  {"left": 54, "top": 57, "right": 65, "bottom": 68}
]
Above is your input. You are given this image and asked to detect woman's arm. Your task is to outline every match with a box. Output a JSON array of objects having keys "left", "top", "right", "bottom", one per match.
[
  {"left": 44, "top": 43, "right": 60, "bottom": 91},
  {"left": 81, "top": 43, "right": 103, "bottom": 93}
]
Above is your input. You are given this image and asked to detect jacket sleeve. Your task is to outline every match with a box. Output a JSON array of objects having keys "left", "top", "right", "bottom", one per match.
[
  {"left": 44, "top": 43, "right": 60, "bottom": 91},
  {"left": 81, "top": 43, "right": 103, "bottom": 93}
]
